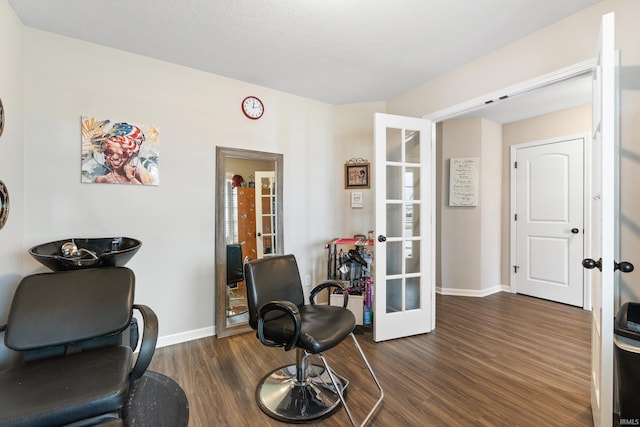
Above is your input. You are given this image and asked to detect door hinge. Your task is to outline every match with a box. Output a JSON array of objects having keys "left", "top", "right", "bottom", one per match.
[
  {"left": 513, "top": 265, "right": 519, "bottom": 273},
  {"left": 514, "top": 161, "right": 518, "bottom": 168},
  {"left": 514, "top": 213, "right": 518, "bottom": 221}
]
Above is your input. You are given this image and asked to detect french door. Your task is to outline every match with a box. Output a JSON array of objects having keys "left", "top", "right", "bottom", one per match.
[
  {"left": 585, "top": 12, "right": 616, "bottom": 427},
  {"left": 373, "top": 113, "right": 434, "bottom": 342}
]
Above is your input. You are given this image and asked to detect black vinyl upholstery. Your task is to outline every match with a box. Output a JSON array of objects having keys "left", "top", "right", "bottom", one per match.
[
  {"left": 226, "top": 244, "right": 244, "bottom": 287},
  {"left": 244, "top": 254, "right": 355, "bottom": 353},
  {"left": 1, "top": 346, "right": 132, "bottom": 426},
  {"left": 259, "top": 304, "right": 355, "bottom": 354},
  {"left": 5, "top": 268, "right": 134, "bottom": 351},
  {"left": 0, "top": 267, "right": 158, "bottom": 427}
]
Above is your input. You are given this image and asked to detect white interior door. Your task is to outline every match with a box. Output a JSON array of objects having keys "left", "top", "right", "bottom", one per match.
[
  {"left": 514, "top": 137, "right": 585, "bottom": 306},
  {"left": 373, "top": 113, "right": 434, "bottom": 342},
  {"left": 254, "top": 171, "right": 277, "bottom": 258},
  {"left": 585, "top": 12, "right": 616, "bottom": 427}
]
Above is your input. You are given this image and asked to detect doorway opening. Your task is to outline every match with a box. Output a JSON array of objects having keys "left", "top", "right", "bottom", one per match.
[{"left": 425, "top": 60, "right": 594, "bottom": 303}]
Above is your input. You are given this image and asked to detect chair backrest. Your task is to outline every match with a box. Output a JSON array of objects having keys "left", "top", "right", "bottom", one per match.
[
  {"left": 226, "top": 244, "right": 244, "bottom": 286},
  {"left": 4, "top": 267, "right": 134, "bottom": 351},
  {"left": 244, "top": 254, "right": 305, "bottom": 329}
]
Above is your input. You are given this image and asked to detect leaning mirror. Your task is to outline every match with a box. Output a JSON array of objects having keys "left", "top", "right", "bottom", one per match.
[{"left": 215, "top": 147, "right": 283, "bottom": 338}]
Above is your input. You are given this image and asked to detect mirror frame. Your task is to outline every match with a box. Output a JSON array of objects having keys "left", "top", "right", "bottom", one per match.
[{"left": 215, "top": 146, "right": 284, "bottom": 338}]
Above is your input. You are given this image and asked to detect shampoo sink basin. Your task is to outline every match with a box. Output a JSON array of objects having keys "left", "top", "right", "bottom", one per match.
[{"left": 29, "top": 237, "right": 142, "bottom": 271}]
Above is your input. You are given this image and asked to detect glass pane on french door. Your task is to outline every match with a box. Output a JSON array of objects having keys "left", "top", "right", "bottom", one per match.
[
  {"left": 255, "top": 171, "right": 277, "bottom": 257},
  {"left": 384, "top": 127, "right": 421, "bottom": 314}
]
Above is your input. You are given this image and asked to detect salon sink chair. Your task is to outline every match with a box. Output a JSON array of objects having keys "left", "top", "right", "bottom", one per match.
[
  {"left": 0, "top": 267, "right": 158, "bottom": 427},
  {"left": 244, "top": 254, "right": 383, "bottom": 426}
]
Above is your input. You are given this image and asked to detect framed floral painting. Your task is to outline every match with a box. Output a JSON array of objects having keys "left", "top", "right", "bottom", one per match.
[{"left": 81, "top": 116, "right": 160, "bottom": 185}]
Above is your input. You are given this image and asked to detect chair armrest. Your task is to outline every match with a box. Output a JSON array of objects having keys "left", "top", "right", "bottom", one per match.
[
  {"left": 130, "top": 304, "right": 158, "bottom": 380},
  {"left": 309, "top": 280, "right": 349, "bottom": 308},
  {"left": 258, "top": 301, "right": 301, "bottom": 351}
]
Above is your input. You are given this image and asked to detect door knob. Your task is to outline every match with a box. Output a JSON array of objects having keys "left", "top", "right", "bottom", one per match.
[
  {"left": 377, "top": 235, "right": 387, "bottom": 242},
  {"left": 257, "top": 232, "right": 262, "bottom": 237},
  {"left": 615, "top": 261, "right": 635, "bottom": 273},
  {"left": 583, "top": 258, "right": 635, "bottom": 273},
  {"left": 582, "top": 258, "right": 602, "bottom": 271},
  {"left": 571, "top": 228, "right": 580, "bottom": 234}
]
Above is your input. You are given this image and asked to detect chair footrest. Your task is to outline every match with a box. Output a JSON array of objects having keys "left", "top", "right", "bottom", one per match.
[{"left": 256, "top": 363, "right": 349, "bottom": 423}]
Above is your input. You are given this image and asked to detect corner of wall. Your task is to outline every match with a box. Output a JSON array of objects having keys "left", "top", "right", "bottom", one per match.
[{"left": 0, "top": 0, "right": 26, "bottom": 367}]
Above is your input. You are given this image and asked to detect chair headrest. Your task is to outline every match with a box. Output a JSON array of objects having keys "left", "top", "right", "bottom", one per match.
[{"left": 5, "top": 267, "right": 135, "bottom": 351}]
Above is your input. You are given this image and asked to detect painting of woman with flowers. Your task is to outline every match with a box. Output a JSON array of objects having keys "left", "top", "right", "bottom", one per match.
[{"left": 81, "top": 116, "right": 160, "bottom": 185}]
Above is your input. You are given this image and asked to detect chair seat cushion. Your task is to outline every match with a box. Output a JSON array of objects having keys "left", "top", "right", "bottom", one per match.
[
  {"left": 0, "top": 345, "right": 133, "bottom": 427},
  {"left": 263, "top": 304, "right": 356, "bottom": 353}
]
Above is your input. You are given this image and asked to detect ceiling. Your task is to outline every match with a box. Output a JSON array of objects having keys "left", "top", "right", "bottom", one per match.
[{"left": 8, "top": 0, "right": 600, "bottom": 106}]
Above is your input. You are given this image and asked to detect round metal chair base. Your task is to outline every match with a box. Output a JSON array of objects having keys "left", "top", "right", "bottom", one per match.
[{"left": 256, "top": 363, "right": 349, "bottom": 423}]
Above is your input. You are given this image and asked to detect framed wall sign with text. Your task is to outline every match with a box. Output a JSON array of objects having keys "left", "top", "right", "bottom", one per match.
[{"left": 449, "top": 157, "right": 479, "bottom": 206}]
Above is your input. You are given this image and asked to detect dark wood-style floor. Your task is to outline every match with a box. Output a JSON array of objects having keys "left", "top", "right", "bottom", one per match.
[{"left": 148, "top": 292, "right": 593, "bottom": 426}]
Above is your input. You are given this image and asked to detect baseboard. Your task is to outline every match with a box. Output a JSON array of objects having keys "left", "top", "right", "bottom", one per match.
[
  {"left": 436, "top": 285, "right": 504, "bottom": 297},
  {"left": 156, "top": 326, "right": 215, "bottom": 349}
]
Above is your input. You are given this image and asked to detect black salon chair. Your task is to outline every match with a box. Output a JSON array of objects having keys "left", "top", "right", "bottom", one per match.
[
  {"left": 226, "top": 243, "right": 248, "bottom": 316},
  {"left": 0, "top": 267, "right": 158, "bottom": 427},
  {"left": 244, "top": 254, "right": 383, "bottom": 426},
  {"left": 227, "top": 244, "right": 244, "bottom": 287}
]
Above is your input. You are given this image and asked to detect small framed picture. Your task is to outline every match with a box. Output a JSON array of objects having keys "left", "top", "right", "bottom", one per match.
[
  {"left": 345, "top": 162, "right": 370, "bottom": 189},
  {"left": 351, "top": 191, "right": 363, "bottom": 208}
]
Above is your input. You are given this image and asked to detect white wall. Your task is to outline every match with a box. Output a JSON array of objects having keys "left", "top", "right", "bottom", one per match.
[
  {"left": 440, "top": 119, "right": 482, "bottom": 292},
  {"left": 480, "top": 120, "right": 502, "bottom": 293},
  {"left": 19, "top": 28, "right": 362, "bottom": 347},
  {"left": 0, "top": 0, "right": 25, "bottom": 365},
  {"left": 387, "top": 2, "right": 607, "bottom": 117},
  {"left": 335, "top": 102, "right": 385, "bottom": 238},
  {"left": 0, "top": 6, "right": 382, "bottom": 361},
  {"left": 439, "top": 118, "right": 501, "bottom": 294}
]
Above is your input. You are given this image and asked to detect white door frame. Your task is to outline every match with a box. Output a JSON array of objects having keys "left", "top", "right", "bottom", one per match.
[{"left": 509, "top": 134, "right": 592, "bottom": 310}]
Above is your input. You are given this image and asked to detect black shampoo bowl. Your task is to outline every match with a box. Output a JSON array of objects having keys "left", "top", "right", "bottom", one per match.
[{"left": 29, "top": 237, "right": 142, "bottom": 271}]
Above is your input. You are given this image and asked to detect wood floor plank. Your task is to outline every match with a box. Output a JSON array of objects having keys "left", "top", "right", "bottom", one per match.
[{"left": 148, "top": 292, "right": 593, "bottom": 426}]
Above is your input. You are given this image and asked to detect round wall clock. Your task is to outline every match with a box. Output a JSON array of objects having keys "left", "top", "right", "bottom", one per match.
[
  {"left": 241, "top": 96, "right": 264, "bottom": 120},
  {"left": 0, "top": 96, "right": 5, "bottom": 138},
  {"left": 0, "top": 179, "right": 9, "bottom": 230}
]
